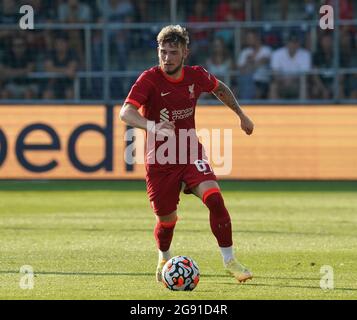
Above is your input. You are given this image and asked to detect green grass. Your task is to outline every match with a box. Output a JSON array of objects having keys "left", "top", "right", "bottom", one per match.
[{"left": 0, "top": 181, "right": 356, "bottom": 300}]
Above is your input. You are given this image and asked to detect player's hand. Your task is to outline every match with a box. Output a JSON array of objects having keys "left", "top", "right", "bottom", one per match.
[
  {"left": 153, "top": 121, "right": 176, "bottom": 137},
  {"left": 240, "top": 114, "right": 254, "bottom": 135}
]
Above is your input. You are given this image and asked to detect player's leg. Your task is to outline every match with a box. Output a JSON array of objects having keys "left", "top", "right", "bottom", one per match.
[
  {"left": 182, "top": 161, "right": 233, "bottom": 257},
  {"left": 191, "top": 180, "right": 252, "bottom": 283},
  {"left": 155, "top": 210, "right": 177, "bottom": 262},
  {"left": 195, "top": 180, "right": 253, "bottom": 282},
  {"left": 146, "top": 166, "right": 183, "bottom": 282},
  {"left": 154, "top": 210, "right": 177, "bottom": 282},
  {"left": 190, "top": 180, "right": 234, "bottom": 261},
  {"left": 153, "top": 210, "right": 177, "bottom": 282}
]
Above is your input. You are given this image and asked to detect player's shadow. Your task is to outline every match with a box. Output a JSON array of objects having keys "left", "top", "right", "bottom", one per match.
[
  {"left": 2, "top": 270, "right": 356, "bottom": 292},
  {"left": 0, "top": 270, "right": 153, "bottom": 277},
  {"left": 223, "top": 281, "right": 357, "bottom": 292},
  {"left": 203, "top": 274, "right": 357, "bottom": 292},
  {"left": 118, "top": 228, "right": 340, "bottom": 237},
  {"left": 1, "top": 226, "right": 352, "bottom": 238}
]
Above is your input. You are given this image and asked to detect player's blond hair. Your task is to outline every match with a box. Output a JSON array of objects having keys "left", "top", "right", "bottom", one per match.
[{"left": 157, "top": 25, "right": 190, "bottom": 47}]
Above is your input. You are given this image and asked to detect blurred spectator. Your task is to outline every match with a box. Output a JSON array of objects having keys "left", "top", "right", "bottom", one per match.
[
  {"left": 348, "top": 73, "right": 357, "bottom": 99},
  {"left": 0, "top": 0, "right": 19, "bottom": 53},
  {"left": 0, "top": 35, "right": 36, "bottom": 99},
  {"left": 69, "top": 29, "right": 85, "bottom": 70},
  {"left": 205, "top": 37, "right": 234, "bottom": 86},
  {"left": 254, "top": 0, "right": 288, "bottom": 21},
  {"left": 0, "top": 0, "right": 19, "bottom": 24},
  {"left": 131, "top": 0, "right": 157, "bottom": 49},
  {"left": 279, "top": 0, "right": 289, "bottom": 20},
  {"left": 261, "top": 26, "right": 284, "bottom": 50},
  {"left": 303, "top": 0, "right": 317, "bottom": 20},
  {"left": 327, "top": 0, "right": 356, "bottom": 76},
  {"left": 324, "top": 0, "right": 355, "bottom": 39},
  {"left": 58, "top": 0, "right": 92, "bottom": 23},
  {"left": 258, "top": 2, "right": 311, "bottom": 49},
  {"left": 347, "top": 36, "right": 357, "bottom": 99},
  {"left": 324, "top": 0, "right": 354, "bottom": 20},
  {"left": 270, "top": 32, "right": 311, "bottom": 99},
  {"left": 187, "top": 0, "right": 211, "bottom": 64},
  {"left": 43, "top": 33, "right": 78, "bottom": 99},
  {"left": 91, "top": 31, "right": 103, "bottom": 72},
  {"left": 89, "top": 30, "right": 104, "bottom": 99},
  {"left": 215, "top": 0, "right": 245, "bottom": 22},
  {"left": 339, "top": 30, "right": 357, "bottom": 99},
  {"left": 88, "top": 0, "right": 103, "bottom": 22},
  {"left": 107, "top": 0, "right": 135, "bottom": 70},
  {"left": 252, "top": 1, "right": 321, "bottom": 22},
  {"left": 255, "top": 0, "right": 317, "bottom": 50},
  {"left": 133, "top": 0, "right": 153, "bottom": 22},
  {"left": 339, "top": 29, "right": 354, "bottom": 68},
  {"left": 214, "top": 0, "right": 245, "bottom": 45},
  {"left": 23, "top": 0, "right": 56, "bottom": 22},
  {"left": 20, "top": 0, "right": 56, "bottom": 69},
  {"left": 57, "top": 0, "right": 93, "bottom": 70},
  {"left": 0, "top": 0, "right": 356, "bottom": 103},
  {"left": 237, "top": 30, "right": 272, "bottom": 99},
  {"left": 311, "top": 33, "right": 334, "bottom": 99},
  {"left": 100, "top": 0, "right": 137, "bottom": 99},
  {"left": 107, "top": 0, "right": 135, "bottom": 21},
  {"left": 251, "top": 0, "right": 262, "bottom": 21}
]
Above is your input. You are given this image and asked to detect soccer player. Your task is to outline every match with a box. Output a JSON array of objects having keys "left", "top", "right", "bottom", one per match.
[{"left": 120, "top": 25, "right": 254, "bottom": 283}]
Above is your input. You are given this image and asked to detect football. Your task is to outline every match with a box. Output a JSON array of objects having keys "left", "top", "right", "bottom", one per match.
[{"left": 161, "top": 256, "right": 200, "bottom": 291}]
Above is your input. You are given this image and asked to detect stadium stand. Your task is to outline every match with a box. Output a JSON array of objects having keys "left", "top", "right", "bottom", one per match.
[{"left": 0, "top": 0, "right": 356, "bottom": 103}]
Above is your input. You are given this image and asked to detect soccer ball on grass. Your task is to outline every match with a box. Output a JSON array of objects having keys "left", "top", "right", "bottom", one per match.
[{"left": 161, "top": 255, "right": 200, "bottom": 291}]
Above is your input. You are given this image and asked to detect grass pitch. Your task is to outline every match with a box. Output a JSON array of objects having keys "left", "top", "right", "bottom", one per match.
[{"left": 0, "top": 180, "right": 356, "bottom": 300}]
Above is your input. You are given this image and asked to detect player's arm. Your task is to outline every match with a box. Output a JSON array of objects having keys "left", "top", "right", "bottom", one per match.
[
  {"left": 212, "top": 80, "right": 254, "bottom": 135},
  {"left": 120, "top": 103, "right": 149, "bottom": 130},
  {"left": 120, "top": 103, "right": 175, "bottom": 134}
]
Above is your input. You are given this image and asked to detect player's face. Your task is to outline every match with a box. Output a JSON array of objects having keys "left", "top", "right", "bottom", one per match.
[{"left": 158, "top": 42, "right": 188, "bottom": 76}]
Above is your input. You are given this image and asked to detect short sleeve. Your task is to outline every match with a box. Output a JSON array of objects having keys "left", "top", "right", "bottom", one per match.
[
  {"left": 260, "top": 46, "right": 272, "bottom": 59},
  {"left": 237, "top": 49, "right": 250, "bottom": 67},
  {"left": 301, "top": 50, "right": 312, "bottom": 71},
  {"left": 124, "top": 71, "right": 153, "bottom": 109},
  {"left": 193, "top": 66, "right": 219, "bottom": 93},
  {"left": 270, "top": 50, "right": 281, "bottom": 71}
]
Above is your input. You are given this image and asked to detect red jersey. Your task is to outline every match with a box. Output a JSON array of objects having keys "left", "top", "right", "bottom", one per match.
[{"left": 124, "top": 65, "right": 218, "bottom": 167}]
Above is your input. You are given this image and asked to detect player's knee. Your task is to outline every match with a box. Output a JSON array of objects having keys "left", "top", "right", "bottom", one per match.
[
  {"left": 203, "top": 189, "right": 230, "bottom": 218},
  {"left": 157, "top": 210, "right": 177, "bottom": 223},
  {"left": 150, "top": 199, "right": 178, "bottom": 220},
  {"left": 203, "top": 189, "right": 224, "bottom": 209}
]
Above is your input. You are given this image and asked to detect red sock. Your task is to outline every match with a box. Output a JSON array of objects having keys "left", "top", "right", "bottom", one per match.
[
  {"left": 154, "top": 218, "right": 177, "bottom": 252},
  {"left": 203, "top": 188, "right": 233, "bottom": 247}
]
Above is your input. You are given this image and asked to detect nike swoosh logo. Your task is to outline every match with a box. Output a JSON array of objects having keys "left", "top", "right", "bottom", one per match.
[{"left": 161, "top": 92, "right": 171, "bottom": 97}]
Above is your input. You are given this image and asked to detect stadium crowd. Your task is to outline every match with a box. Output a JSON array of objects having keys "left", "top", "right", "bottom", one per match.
[{"left": 0, "top": 0, "right": 356, "bottom": 101}]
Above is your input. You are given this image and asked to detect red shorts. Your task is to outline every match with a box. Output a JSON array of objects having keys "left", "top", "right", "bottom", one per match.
[{"left": 146, "top": 160, "right": 217, "bottom": 216}]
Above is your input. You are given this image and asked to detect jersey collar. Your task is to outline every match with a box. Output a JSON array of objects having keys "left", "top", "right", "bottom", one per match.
[{"left": 159, "top": 66, "right": 185, "bottom": 83}]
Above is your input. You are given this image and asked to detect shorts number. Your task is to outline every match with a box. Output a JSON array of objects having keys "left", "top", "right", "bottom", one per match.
[{"left": 194, "top": 159, "right": 213, "bottom": 174}]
